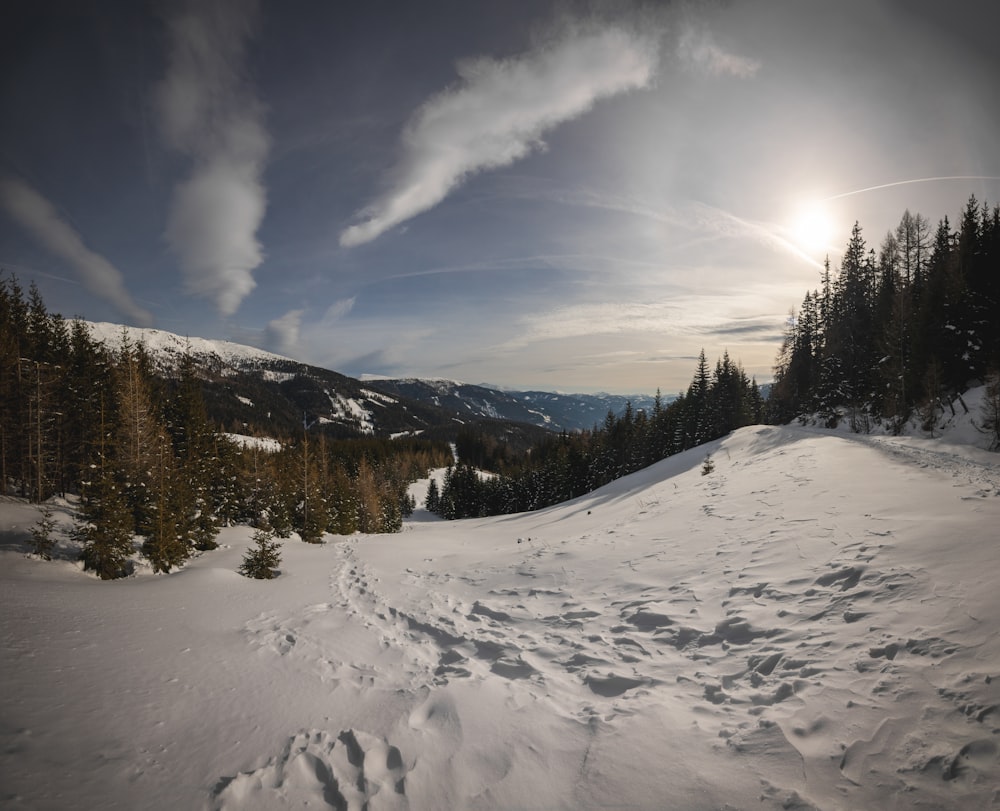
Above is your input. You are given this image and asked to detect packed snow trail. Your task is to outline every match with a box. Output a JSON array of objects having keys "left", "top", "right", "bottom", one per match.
[{"left": 2, "top": 424, "right": 998, "bottom": 810}]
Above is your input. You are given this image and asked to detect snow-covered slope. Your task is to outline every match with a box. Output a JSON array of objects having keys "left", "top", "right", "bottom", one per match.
[
  {"left": 85, "top": 320, "right": 293, "bottom": 370},
  {"left": 82, "top": 321, "right": 445, "bottom": 439},
  {"left": 2, "top": 419, "right": 998, "bottom": 809}
]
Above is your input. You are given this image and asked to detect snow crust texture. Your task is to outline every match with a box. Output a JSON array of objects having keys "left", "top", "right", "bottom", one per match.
[
  {"left": 211, "top": 728, "right": 407, "bottom": 810},
  {"left": 2, "top": 423, "right": 999, "bottom": 810}
]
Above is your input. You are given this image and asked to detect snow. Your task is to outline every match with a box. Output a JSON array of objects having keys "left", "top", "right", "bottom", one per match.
[
  {"left": 326, "top": 391, "right": 376, "bottom": 434},
  {"left": 2, "top": 416, "right": 999, "bottom": 809},
  {"left": 526, "top": 408, "right": 552, "bottom": 424},
  {"left": 85, "top": 321, "right": 293, "bottom": 367},
  {"left": 223, "top": 433, "right": 283, "bottom": 453},
  {"left": 361, "top": 389, "right": 399, "bottom": 405},
  {"left": 261, "top": 369, "right": 296, "bottom": 383}
]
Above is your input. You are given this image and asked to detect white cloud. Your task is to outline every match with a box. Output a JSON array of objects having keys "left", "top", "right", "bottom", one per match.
[
  {"left": 155, "top": 0, "right": 269, "bottom": 317},
  {"left": 340, "top": 24, "right": 659, "bottom": 247},
  {"left": 321, "top": 297, "right": 356, "bottom": 322},
  {"left": 677, "top": 26, "right": 760, "bottom": 78},
  {"left": 264, "top": 308, "right": 303, "bottom": 356},
  {"left": 500, "top": 300, "right": 693, "bottom": 351},
  {"left": 0, "top": 177, "right": 153, "bottom": 326}
]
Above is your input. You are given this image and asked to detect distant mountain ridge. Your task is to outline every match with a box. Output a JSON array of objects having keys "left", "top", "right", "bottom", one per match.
[
  {"left": 83, "top": 322, "right": 656, "bottom": 437},
  {"left": 85, "top": 321, "right": 295, "bottom": 370},
  {"left": 365, "top": 378, "right": 660, "bottom": 433}
]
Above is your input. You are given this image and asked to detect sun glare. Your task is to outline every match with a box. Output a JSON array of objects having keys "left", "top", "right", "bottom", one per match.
[{"left": 791, "top": 203, "right": 834, "bottom": 255}]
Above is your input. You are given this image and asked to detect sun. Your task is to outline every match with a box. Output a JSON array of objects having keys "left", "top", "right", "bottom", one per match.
[{"left": 790, "top": 202, "right": 834, "bottom": 255}]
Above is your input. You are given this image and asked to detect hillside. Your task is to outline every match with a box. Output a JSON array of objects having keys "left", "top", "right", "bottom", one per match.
[
  {"left": 2, "top": 400, "right": 998, "bottom": 809},
  {"left": 85, "top": 321, "right": 544, "bottom": 443},
  {"left": 84, "top": 322, "right": 653, "bottom": 439},
  {"left": 364, "top": 377, "right": 660, "bottom": 433}
]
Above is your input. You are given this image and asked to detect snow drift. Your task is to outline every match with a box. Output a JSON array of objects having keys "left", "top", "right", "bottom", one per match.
[{"left": 2, "top": 418, "right": 998, "bottom": 809}]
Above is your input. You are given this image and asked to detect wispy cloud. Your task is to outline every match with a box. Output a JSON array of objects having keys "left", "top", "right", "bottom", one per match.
[
  {"left": 705, "top": 317, "right": 786, "bottom": 343},
  {"left": 340, "top": 23, "right": 659, "bottom": 247},
  {"left": 155, "top": 0, "right": 269, "bottom": 316},
  {"left": 321, "top": 297, "right": 356, "bottom": 323},
  {"left": 689, "top": 203, "right": 825, "bottom": 268},
  {"left": 0, "top": 177, "right": 153, "bottom": 325},
  {"left": 677, "top": 26, "right": 760, "bottom": 78},
  {"left": 264, "top": 308, "right": 303, "bottom": 356},
  {"left": 452, "top": 182, "right": 821, "bottom": 268},
  {"left": 500, "top": 300, "right": 692, "bottom": 350}
]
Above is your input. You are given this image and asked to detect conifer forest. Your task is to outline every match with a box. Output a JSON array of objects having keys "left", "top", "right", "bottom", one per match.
[{"left": 0, "top": 277, "right": 452, "bottom": 577}]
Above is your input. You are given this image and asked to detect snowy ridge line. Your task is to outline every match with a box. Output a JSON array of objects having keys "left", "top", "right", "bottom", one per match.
[
  {"left": 775, "top": 423, "right": 1000, "bottom": 496},
  {"left": 84, "top": 320, "right": 294, "bottom": 368},
  {"left": 863, "top": 436, "right": 1000, "bottom": 496}
]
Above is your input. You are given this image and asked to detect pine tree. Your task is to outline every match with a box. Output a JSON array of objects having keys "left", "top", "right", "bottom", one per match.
[
  {"left": 895, "top": 209, "right": 930, "bottom": 288},
  {"left": 425, "top": 477, "right": 440, "bottom": 513},
  {"left": 30, "top": 506, "right": 58, "bottom": 560},
  {"left": 61, "top": 320, "right": 115, "bottom": 496},
  {"left": 328, "top": 463, "right": 359, "bottom": 534},
  {"left": 141, "top": 429, "right": 190, "bottom": 573},
  {"left": 165, "top": 352, "right": 220, "bottom": 550},
  {"left": 356, "top": 456, "right": 383, "bottom": 531},
  {"left": 24, "top": 357, "right": 59, "bottom": 502},
  {"left": 114, "top": 338, "right": 161, "bottom": 534},
  {"left": 266, "top": 450, "right": 298, "bottom": 538},
  {"left": 690, "top": 349, "right": 712, "bottom": 445},
  {"left": 0, "top": 276, "right": 29, "bottom": 495},
  {"left": 296, "top": 429, "right": 329, "bottom": 542},
  {"left": 76, "top": 464, "right": 135, "bottom": 580},
  {"left": 238, "top": 526, "right": 282, "bottom": 579}
]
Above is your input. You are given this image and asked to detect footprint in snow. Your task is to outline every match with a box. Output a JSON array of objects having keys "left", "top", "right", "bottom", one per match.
[{"left": 211, "top": 728, "right": 408, "bottom": 811}]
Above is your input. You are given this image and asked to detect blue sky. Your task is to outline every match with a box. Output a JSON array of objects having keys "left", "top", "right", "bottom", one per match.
[{"left": 2, "top": 0, "right": 999, "bottom": 394}]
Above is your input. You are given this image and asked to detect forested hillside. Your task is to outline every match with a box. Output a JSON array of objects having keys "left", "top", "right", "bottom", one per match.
[
  {"left": 84, "top": 321, "right": 552, "bottom": 444},
  {"left": 432, "top": 351, "right": 764, "bottom": 517},
  {"left": 430, "top": 194, "right": 1000, "bottom": 520},
  {"left": 0, "top": 278, "right": 453, "bottom": 577},
  {"left": 769, "top": 196, "right": 1000, "bottom": 430}
]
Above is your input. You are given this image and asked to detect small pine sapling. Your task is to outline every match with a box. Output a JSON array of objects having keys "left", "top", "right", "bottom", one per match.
[
  {"left": 701, "top": 454, "right": 715, "bottom": 476},
  {"left": 30, "top": 506, "right": 58, "bottom": 560},
  {"left": 239, "top": 527, "right": 282, "bottom": 579}
]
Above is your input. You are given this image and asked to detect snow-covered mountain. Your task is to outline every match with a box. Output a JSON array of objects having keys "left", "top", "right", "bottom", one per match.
[
  {"left": 85, "top": 321, "right": 295, "bottom": 370},
  {"left": 84, "top": 321, "right": 658, "bottom": 437},
  {"left": 2, "top": 388, "right": 998, "bottom": 809},
  {"left": 83, "top": 321, "right": 527, "bottom": 440},
  {"left": 360, "top": 378, "right": 660, "bottom": 432}
]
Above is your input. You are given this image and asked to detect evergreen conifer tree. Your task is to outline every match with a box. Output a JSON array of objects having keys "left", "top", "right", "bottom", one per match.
[
  {"left": 238, "top": 526, "right": 282, "bottom": 579},
  {"left": 425, "top": 478, "right": 440, "bottom": 513},
  {"left": 165, "top": 352, "right": 220, "bottom": 550},
  {"left": 30, "top": 506, "right": 58, "bottom": 560},
  {"left": 76, "top": 464, "right": 135, "bottom": 579},
  {"left": 141, "top": 429, "right": 190, "bottom": 573}
]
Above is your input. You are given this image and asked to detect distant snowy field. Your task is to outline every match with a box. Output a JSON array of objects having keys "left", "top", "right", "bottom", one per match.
[{"left": 2, "top": 392, "right": 999, "bottom": 810}]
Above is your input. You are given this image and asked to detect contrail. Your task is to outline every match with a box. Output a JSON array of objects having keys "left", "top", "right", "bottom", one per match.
[{"left": 824, "top": 176, "right": 1000, "bottom": 201}]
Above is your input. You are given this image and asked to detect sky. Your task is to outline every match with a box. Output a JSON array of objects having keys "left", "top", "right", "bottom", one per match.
[{"left": 2, "top": 0, "right": 999, "bottom": 395}]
